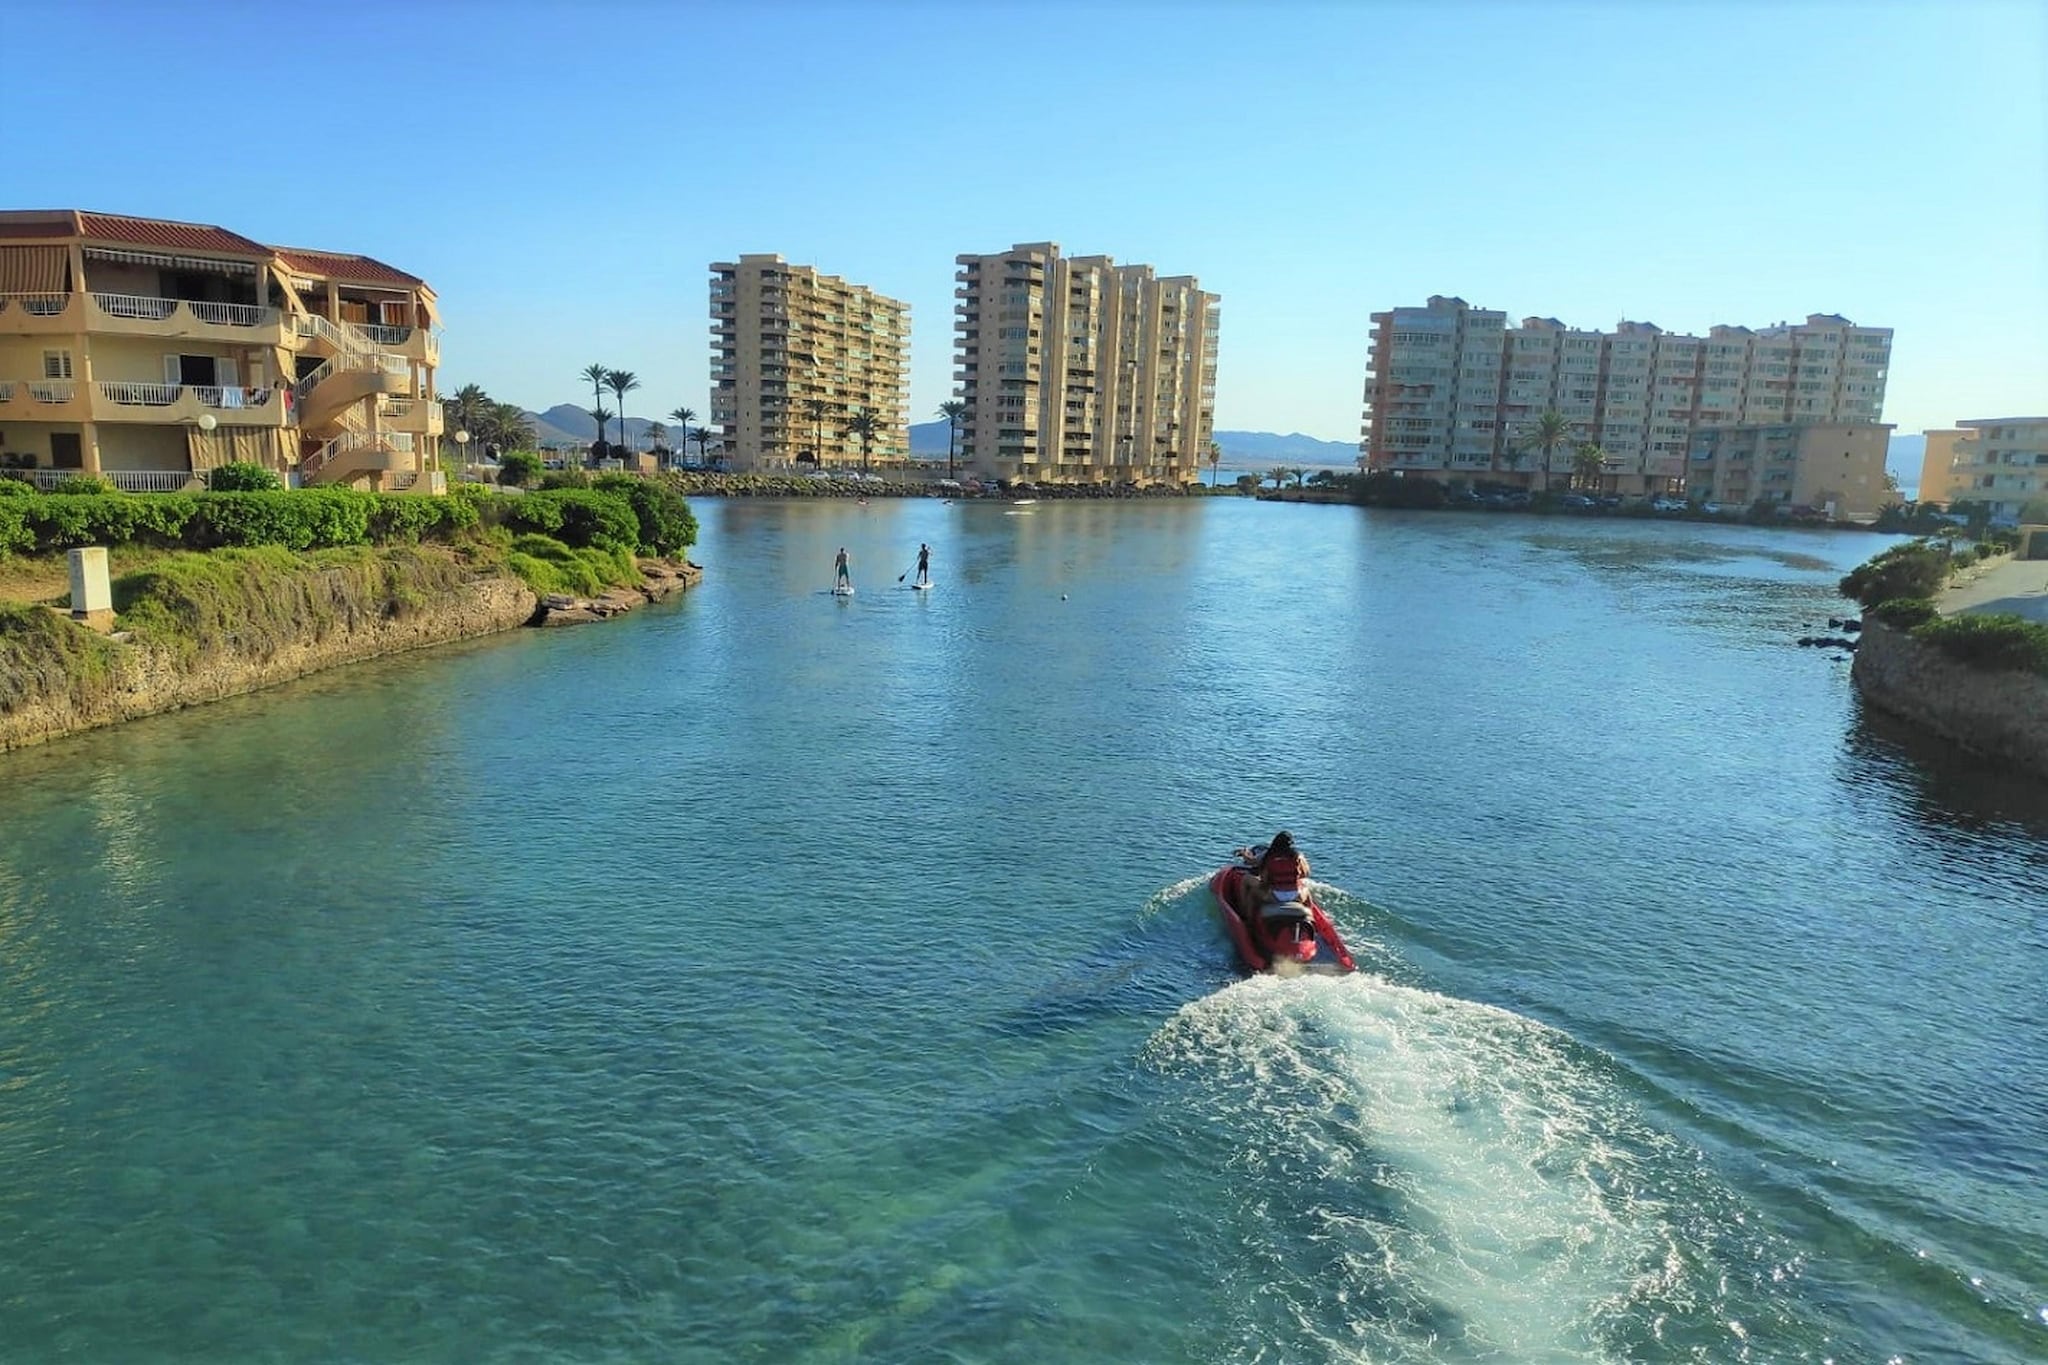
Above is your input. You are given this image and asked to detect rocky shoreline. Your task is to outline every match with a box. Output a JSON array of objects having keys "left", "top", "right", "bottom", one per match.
[{"left": 535, "top": 559, "right": 701, "bottom": 625}]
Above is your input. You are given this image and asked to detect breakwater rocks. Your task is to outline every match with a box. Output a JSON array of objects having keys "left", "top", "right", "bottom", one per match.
[
  {"left": 1852, "top": 620, "right": 2048, "bottom": 780},
  {"left": 535, "top": 560, "right": 701, "bottom": 626},
  {"left": 661, "top": 473, "right": 1215, "bottom": 500}
]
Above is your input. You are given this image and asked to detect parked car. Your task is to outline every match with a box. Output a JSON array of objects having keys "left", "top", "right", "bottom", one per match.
[
  {"left": 1559, "top": 494, "right": 1596, "bottom": 511},
  {"left": 1651, "top": 497, "right": 1687, "bottom": 513}
]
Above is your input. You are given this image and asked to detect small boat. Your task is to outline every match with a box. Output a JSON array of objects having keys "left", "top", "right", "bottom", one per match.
[{"left": 1210, "top": 863, "right": 1356, "bottom": 975}]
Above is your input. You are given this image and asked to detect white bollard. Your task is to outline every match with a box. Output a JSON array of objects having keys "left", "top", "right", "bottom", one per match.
[{"left": 69, "top": 546, "right": 115, "bottom": 631}]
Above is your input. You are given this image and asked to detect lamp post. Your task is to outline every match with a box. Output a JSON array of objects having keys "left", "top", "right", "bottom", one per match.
[{"left": 454, "top": 429, "right": 470, "bottom": 478}]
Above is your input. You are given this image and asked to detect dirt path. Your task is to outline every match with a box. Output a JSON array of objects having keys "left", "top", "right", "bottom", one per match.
[{"left": 1941, "top": 556, "right": 2048, "bottom": 623}]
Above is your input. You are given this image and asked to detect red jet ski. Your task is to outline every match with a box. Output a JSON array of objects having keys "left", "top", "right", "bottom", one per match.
[{"left": 1210, "top": 861, "right": 1356, "bottom": 975}]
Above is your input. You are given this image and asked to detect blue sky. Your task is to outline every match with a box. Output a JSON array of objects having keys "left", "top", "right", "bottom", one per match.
[{"left": 12, "top": 0, "right": 2044, "bottom": 439}]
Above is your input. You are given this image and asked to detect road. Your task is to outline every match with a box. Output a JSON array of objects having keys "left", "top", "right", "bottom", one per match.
[{"left": 1940, "top": 554, "right": 2048, "bottom": 623}]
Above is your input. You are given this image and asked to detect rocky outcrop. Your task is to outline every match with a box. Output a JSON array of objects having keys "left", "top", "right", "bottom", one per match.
[
  {"left": 1851, "top": 620, "right": 2048, "bottom": 780},
  {"left": 533, "top": 559, "right": 702, "bottom": 626},
  {"left": 0, "top": 573, "right": 537, "bottom": 752}
]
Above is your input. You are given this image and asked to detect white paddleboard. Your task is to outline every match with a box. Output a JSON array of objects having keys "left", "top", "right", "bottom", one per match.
[
  {"left": 832, "top": 586, "right": 855, "bottom": 596},
  {"left": 911, "top": 582, "right": 933, "bottom": 591}
]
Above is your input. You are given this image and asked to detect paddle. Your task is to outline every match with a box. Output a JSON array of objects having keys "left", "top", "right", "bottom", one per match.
[{"left": 897, "top": 563, "right": 914, "bottom": 583}]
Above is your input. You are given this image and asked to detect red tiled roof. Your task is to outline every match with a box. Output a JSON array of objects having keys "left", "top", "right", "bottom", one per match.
[
  {"left": 273, "top": 246, "right": 422, "bottom": 288},
  {"left": 77, "top": 211, "right": 270, "bottom": 257}
]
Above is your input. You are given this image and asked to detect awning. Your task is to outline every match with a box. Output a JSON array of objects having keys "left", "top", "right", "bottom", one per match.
[
  {"left": 0, "top": 244, "right": 68, "bottom": 294},
  {"left": 83, "top": 246, "right": 258, "bottom": 275}
]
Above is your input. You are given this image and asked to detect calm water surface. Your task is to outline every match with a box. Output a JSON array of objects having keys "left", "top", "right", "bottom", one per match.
[{"left": 2, "top": 499, "right": 2043, "bottom": 1364}]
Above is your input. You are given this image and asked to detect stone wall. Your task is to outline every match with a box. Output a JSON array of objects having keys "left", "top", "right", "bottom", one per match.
[
  {"left": 0, "top": 574, "right": 538, "bottom": 752},
  {"left": 1851, "top": 620, "right": 2048, "bottom": 780}
]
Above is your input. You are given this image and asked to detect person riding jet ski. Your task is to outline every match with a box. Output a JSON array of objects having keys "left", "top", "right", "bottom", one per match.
[{"left": 1232, "top": 830, "right": 1312, "bottom": 921}]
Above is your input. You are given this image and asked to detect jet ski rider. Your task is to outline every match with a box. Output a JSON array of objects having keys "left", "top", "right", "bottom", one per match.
[{"left": 1234, "top": 830, "right": 1311, "bottom": 920}]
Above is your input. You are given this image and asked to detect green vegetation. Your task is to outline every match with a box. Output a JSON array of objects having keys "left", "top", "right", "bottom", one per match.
[
  {"left": 590, "top": 474, "right": 697, "bottom": 556},
  {"left": 207, "top": 463, "right": 284, "bottom": 492},
  {"left": 0, "top": 600, "right": 126, "bottom": 716},
  {"left": 1839, "top": 540, "right": 1952, "bottom": 608},
  {"left": 45, "top": 475, "right": 119, "bottom": 496},
  {"left": 502, "top": 533, "right": 640, "bottom": 597},
  {"left": 498, "top": 451, "right": 543, "bottom": 487},
  {"left": 1868, "top": 597, "right": 1939, "bottom": 630},
  {"left": 1914, "top": 613, "right": 2048, "bottom": 678}
]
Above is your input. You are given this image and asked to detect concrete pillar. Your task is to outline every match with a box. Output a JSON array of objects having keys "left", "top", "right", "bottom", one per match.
[
  {"left": 81, "top": 421, "right": 102, "bottom": 475},
  {"left": 69, "top": 547, "right": 114, "bottom": 631}
]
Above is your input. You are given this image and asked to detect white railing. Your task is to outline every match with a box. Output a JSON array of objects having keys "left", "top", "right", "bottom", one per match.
[
  {"left": 1, "top": 292, "right": 71, "bottom": 316},
  {"left": 99, "top": 381, "right": 181, "bottom": 406},
  {"left": 192, "top": 385, "right": 275, "bottom": 411},
  {"left": 378, "top": 397, "right": 414, "bottom": 417},
  {"left": 105, "top": 470, "right": 198, "bottom": 492},
  {"left": 0, "top": 381, "right": 13, "bottom": 401},
  {"left": 28, "top": 380, "right": 77, "bottom": 403},
  {"left": 292, "top": 357, "right": 338, "bottom": 405},
  {"left": 388, "top": 470, "right": 420, "bottom": 491},
  {"left": 357, "top": 322, "right": 414, "bottom": 345},
  {"left": 187, "top": 300, "right": 272, "bottom": 327},
  {"left": 93, "top": 291, "right": 178, "bottom": 320}
]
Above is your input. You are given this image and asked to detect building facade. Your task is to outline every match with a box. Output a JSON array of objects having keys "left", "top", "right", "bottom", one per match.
[
  {"left": 0, "top": 210, "right": 441, "bottom": 490},
  {"left": 710, "top": 254, "right": 908, "bottom": 473},
  {"left": 1950, "top": 418, "right": 2048, "bottom": 524},
  {"left": 1917, "top": 428, "right": 1976, "bottom": 506},
  {"left": 953, "top": 242, "right": 1218, "bottom": 485},
  {"left": 1360, "top": 298, "right": 1892, "bottom": 495},
  {"left": 1684, "top": 422, "right": 1894, "bottom": 520}
]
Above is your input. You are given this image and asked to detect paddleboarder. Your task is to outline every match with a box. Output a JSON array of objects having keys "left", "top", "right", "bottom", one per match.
[{"left": 834, "top": 546, "right": 852, "bottom": 591}]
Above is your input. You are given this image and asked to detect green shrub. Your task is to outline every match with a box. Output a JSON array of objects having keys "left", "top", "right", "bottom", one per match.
[
  {"left": 504, "top": 489, "right": 639, "bottom": 553},
  {"left": 0, "top": 501, "right": 31, "bottom": 556},
  {"left": 591, "top": 474, "right": 697, "bottom": 556},
  {"left": 366, "top": 493, "right": 480, "bottom": 543},
  {"left": 184, "top": 490, "right": 372, "bottom": 551},
  {"left": 1869, "top": 597, "right": 1938, "bottom": 630},
  {"left": 503, "top": 533, "right": 639, "bottom": 596},
  {"left": 207, "top": 462, "right": 284, "bottom": 492},
  {"left": 44, "top": 475, "right": 119, "bottom": 496},
  {"left": 1912, "top": 613, "right": 2048, "bottom": 677},
  {"left": 538, "top": 468, "right": 591, "bottom": 490},
  {"left": 0, "top": 478, "right": 35, "bottom": 498},
  {"left": 1839, "top": 540, "right": 1950, "bottom": 607},
  {"left": 498, "top": 452, "right": 543, "bottom": 488},
  {"left": 23, "top": 494, "right": 196, "bottom": 551}
]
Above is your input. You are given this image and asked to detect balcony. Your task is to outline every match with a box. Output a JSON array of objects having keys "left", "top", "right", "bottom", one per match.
[
  {"left": 0, "top": 377, "right": 91, "bottom": 422},
  {"left": 94, "top": 381, "right": 288, "bottom": 426},
  {"left": 0, "top": 291, "right": 84, "bottom": 334},
  {"left": 87, "top": 292, "right": 287, "bottom": 345}
]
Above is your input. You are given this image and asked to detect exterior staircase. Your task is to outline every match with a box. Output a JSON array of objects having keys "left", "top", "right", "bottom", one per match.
[{"left": 291, "top": 310, "right": 418, "bottom": 487}]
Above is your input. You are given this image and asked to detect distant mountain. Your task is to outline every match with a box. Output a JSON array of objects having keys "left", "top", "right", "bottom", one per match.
[
  {"left": 523, "top": 404, "right": 679, "bottom": 450},
  {"left": 908, "top": 420, "right": 1356, "bottom": 465}
]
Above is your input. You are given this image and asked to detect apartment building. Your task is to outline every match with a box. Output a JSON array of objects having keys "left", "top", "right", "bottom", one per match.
[
  {"left": 1916, "top": 428, "right": 1975, "bottom": 506},
  {"left": 1360, "top": 297, "right": 1892, "bottom": 495},
  {"left": 1950, "top": 418, "right": 2048, "bottom": 524},
  {"left": 0, "top": 210, "right": 441, "bottom": 490},
  {"left": 1684, "top": 422, "right": 1894, "bottom": 520},
  {"left": 709, "top": 255, "right": 908, "bottom": 473},
  {"left": 953, "top": 242, "right": 1218, "bottom": 485}
]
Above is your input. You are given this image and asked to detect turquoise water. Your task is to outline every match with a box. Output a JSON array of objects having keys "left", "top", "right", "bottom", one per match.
[{"left": 2, "top": 499, "right": 2044, "bottom": 1363}]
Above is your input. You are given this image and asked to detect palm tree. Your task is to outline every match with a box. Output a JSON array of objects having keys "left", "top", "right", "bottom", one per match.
[
  {"left": 1291, "top": 467, "right": 1308, "bottom": 489},
  {"left": 606, "top": 370, "right": 640, "bottom": 455},
  {"left": 646, "top": 422, "right": 670, "bottom": 458},
  {"left": 1500, "top": 445, "right": 1528, "bottom": 484},
  {"left": 1207, "top": 440, "right": 1222, "bottom": 487},
  {"left": 846, "top": 411, "right": 880, "bottom": 473},
  {"left": 1571, "top": 441, "right": 1608, "bottom": 492},
  {"left": 805, "top": 397, "right": 833, "bottom": 467},
  {"left": 587, "top": 406, "right": 612, "bottom": 462},
  {"left": 938, "top": 400, "right": 968, "bottom": 480},
  {"left": 1265, "top": 465, "right": 1289, "bottom": 490},
  {"left": 689, "top": 427, "right": 714, "bottom": 465},
  {"left": 443, "top": 383, "right": 488, "bottom": 462},
  {"left": 580, "top": 363, "right": 610, "bottom": 451},
  {"left": 1519, "top": 409, "right": 1572, "bottom": 495}
]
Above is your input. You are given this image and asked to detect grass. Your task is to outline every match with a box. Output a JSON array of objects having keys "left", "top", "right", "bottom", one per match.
[
  {"left": 0, "top": 601, "right": 128, "bottom": 717},
  {"left": 0, "top": 546, "right": 183, "bottom": 607}
]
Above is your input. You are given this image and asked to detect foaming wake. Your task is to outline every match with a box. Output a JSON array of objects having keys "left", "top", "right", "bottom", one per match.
[{"left": 1146, "top": 972, "right": 1811, "bottom": 1363}]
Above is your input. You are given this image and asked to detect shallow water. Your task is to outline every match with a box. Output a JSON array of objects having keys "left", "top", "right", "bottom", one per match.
[{"left": 1, "top": 499, "right": 2043, "bottom": 1363}]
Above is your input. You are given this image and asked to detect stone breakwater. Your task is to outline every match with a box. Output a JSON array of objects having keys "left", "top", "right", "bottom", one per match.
[
  {"left": 1851, "top": 620, "right": 2048, "bottom": 780},
  {"left": 0, "top": 558, "right": 701, "bottom": 752}
]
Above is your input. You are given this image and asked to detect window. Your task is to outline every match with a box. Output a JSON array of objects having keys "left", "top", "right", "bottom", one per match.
[{"left": 43, "top": 350, "right": 73, "bottom": 379}]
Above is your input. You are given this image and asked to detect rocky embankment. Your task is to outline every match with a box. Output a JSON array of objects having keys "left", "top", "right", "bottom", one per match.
[
  {"left": 535, "top": 559, "right": 700, "bottom": 625},
  {"left": 0, "top": 555, "right": 702, "bottom": 752},
  {"left": 1852, "top": 619, "right": 2048, "bottom": 779}
]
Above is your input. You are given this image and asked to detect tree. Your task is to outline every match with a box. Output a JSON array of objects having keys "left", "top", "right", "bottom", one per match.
[
  {"left": 1265, "top": 465, "right": 1289, "bottom": 490},
  {"left": 939, "top": 400, "right": 968, "bottom": 480},
  {"left": 580, "top": 363, "right": 610, "bottom": 451},
  {"left": 805, "top": 397, "right": 833, "bottom": 467},
  {"left": 1207, "top": 440, "right": 1221, "bottom": 487},
  {"left": 1500, "top": 445, "right": 1528, "bottom": 483},
  {"left": 1519, "top": 409, "right": 1572, "bottom": 494},
  {"left": 606, "top": 370, "right": 640, "bottom": 455},
  {"left": 588, "top": 406, "right": 613, "bottom": 461},
  {"left": 481, "top": 401, "right": 535, "bottom": 454},
  {"left": 498, "top": 451, "right": 542, "bottom": 488},
  {"left": 689, "top": 427, "right": 715, "bottom": 465},
  {"left": 444, "top": 383, "right": 488, "bottom": 444},
  {"left": 1291, "top": 467, "right": 1308, "bottom": 488},
  {"left": 2021, "top": 496, "right": 2048, "bottom": 525},
  {"left": 668, "top": 407, "right": 696, "bottom": 465},
  {"left": 846, "top": 411, "right": 880, "bottom": 473},
  {"left": 646, "top": 422, "right": 670, "bottom": 456},
  {"left": 1571, "top": 441, "right": 1608, "bottom": 492}
]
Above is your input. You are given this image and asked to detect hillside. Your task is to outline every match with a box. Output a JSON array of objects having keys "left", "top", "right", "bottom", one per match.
[{"left": 906, "top": 420, "right": 1355, "bottom": 464}]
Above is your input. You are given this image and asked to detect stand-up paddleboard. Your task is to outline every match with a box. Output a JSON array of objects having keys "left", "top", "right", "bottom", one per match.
[
  {"left": 911, "top": 582, "right": 934, "bottom": 592},
  {"left": 832, "top": 585, "right": 855, "bottom": 596}
]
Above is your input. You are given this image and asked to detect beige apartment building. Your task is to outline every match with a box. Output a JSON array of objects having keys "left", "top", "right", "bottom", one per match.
[
  {"left": 1950, "top": 418, "right": 2048, "bottom": 524},
  {"left": 1683, "top": 423, "right": 1894, "bottom": 520},
  {"left": 953, "top": 242, "right": 1218, "bottom": 485},
  {"left": 0, "top": 210, "right": 441, "bottom": 490},
  {"left": 1917, "top": 428, "right": 1975, "bottom": 506},
  {"left": 1361, "top": 297, "right": 1891, "bottom": 495},
  {"left": 709, "top": 255, "right": 908, "bottom": 473}
]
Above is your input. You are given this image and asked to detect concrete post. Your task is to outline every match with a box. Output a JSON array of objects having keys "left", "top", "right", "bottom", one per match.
[{"left": 69, "top": 547, "right": 114, "bottom": 631}]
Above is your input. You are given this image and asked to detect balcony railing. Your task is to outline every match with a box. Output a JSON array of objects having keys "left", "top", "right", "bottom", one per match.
[
  {"left": 28, "top": 380, "right": 77, "bottom": 403},
  {"left": 93, "top": 292, "right": 178, "bottom": 320},
  {"left": 356, "top": 322, "right": 414, "bottom": 345},
  {"left": 88, "top": 293, "right": 277, "bottom": 328},
  {"left": 1, "top": 293, "right": 70, "bottom": 316}
]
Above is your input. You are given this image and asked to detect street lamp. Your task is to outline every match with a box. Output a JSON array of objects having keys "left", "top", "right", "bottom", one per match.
[{"left": 454, "top": 429, "right": 470, "bottom": 469}]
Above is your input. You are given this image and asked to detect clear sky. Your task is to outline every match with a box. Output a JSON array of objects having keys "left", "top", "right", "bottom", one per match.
[{"left": 11, "top": 0, "right": 2044, "bottom": 439}]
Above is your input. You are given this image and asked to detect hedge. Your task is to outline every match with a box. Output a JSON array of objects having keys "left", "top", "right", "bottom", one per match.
[
  {"left": 0, "top": 489, "right": 482, "bottom": 557},
  {"left": 1912, "top": 613, "right": 2048, "bottom": 678},
  {"left": 1868, "top": 597, "right": 1939, "bottom": 631},
  {"left": 499, "top": 489, "right": 642, "bottom": 554},
  {"left": 1839, "top": 540, "right": 1951, "bottom": 608}
]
